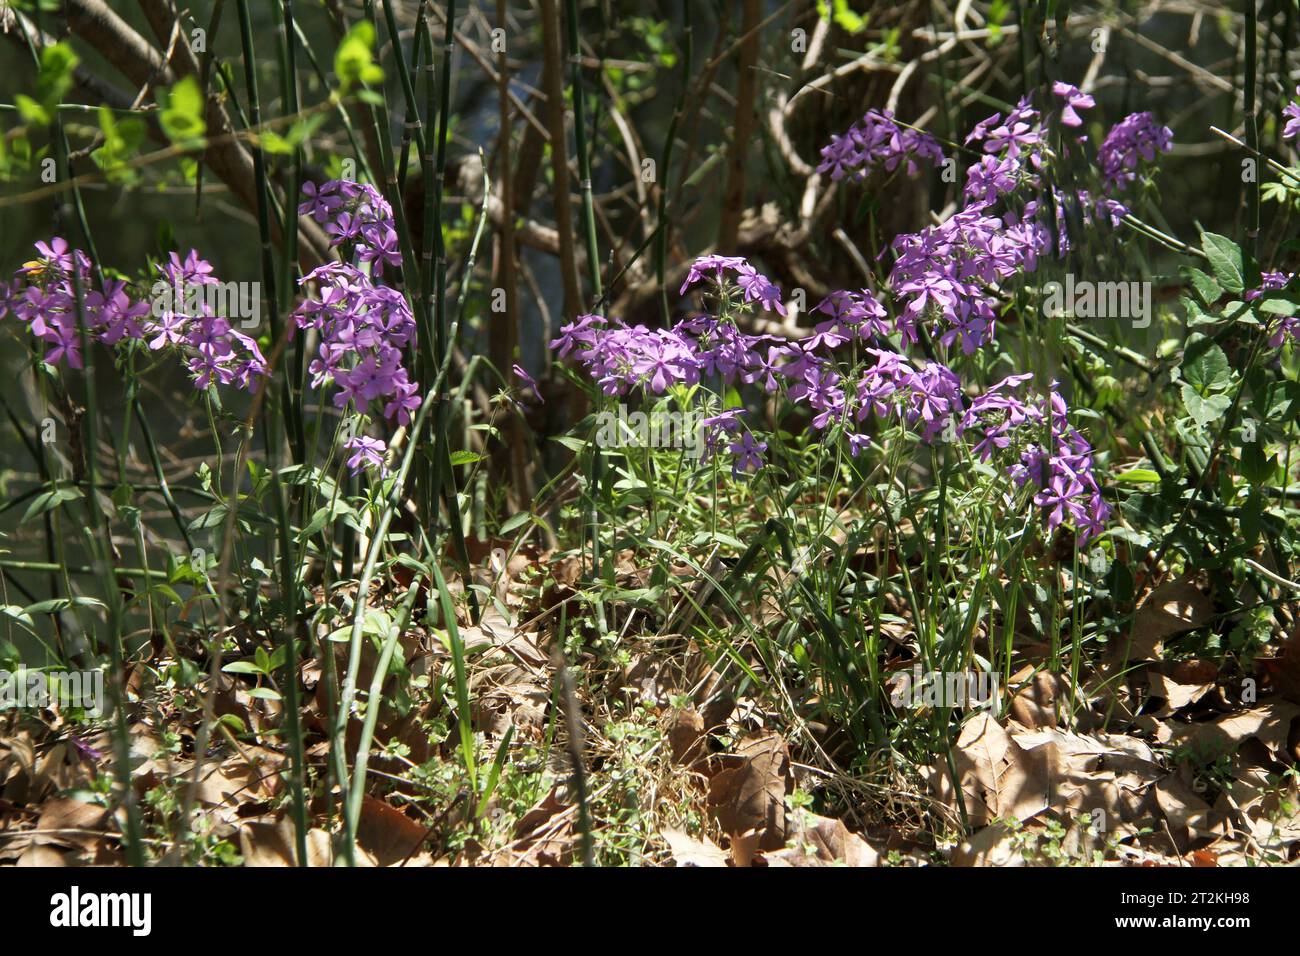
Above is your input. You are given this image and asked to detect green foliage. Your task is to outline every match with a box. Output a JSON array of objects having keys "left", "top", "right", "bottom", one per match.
[
  {"left": 334, "top": 20, "right": 385, "bottom": 92},
  {"left": 817, "top": 0, "right": 869, "bottom": 34},
  {"left": 91, "top": 107, "right": 145, "bottom": 183},
  {"left": 1177, "top": 335, "right": 1234, "bottom": 427},
  {"left": 15, "top": 41, "right": 78, "bottom": 126},
  {"left": 158, "top": 75, "right": 207, "bottom": 146}
]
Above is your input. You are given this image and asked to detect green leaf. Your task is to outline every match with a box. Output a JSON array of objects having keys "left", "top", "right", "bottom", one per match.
[
  {"left": 21, "top": 487, "right": 83, "bottom": 525},
  {"left": 256, "top": 130, "right": 294, "bottom": 155},
  {"left": 14, "top": 94, "right": 50, "bottom": 126},
  {"left": 0, "top": 606, "right": 39, "bottom": 637},
  {"left": 1180, "top": 339, "right": 1232, "bottom": 393},
  {"left": 159, "top": 75, "right": 206, "bottom": 145},
  {"left": 17, "top": 41, "right": 79, "bottom": 126},
  {"left": 1239, "top": 441, "right": 1276, "bottom": 486},
  {"left": 222, "top": 661, "right": 263, "bottom": 676},
  {"left": 1114, "top": 468, "right": 1162, "bottom": 484},
  {"left": 449, "top": 450, "right": 484, "bottom": 467},
  {"left": 1258, "top": 298, "right": 1297, "bottom": 317},
  {"left": 553, "top": 435, "right": 588, "bottom": 453},
  {"left": 1200, "top": 232, "right": 1245, "bottom": 294},
  {"left": 1181, "top": 266, "right": 1222, "bottom": 306},
  {"left": 23, "top": 596, "right": 106, "bottom": 615},
  {"left": 1181, "top": 384, "right": 1232, "bottom": 427},
  {"left": 334, "top": 21, "right": 384, "bottom": 91},
  {"left": 499, "top": 512, "right": 531, "bottom": 535}
]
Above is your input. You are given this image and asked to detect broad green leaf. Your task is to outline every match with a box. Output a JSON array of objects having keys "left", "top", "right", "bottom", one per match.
[
  {"left": 222, "top": 661, "right": 263, "bottom": 676},
  {"left": 1180, "top": 339, "right": 1232, "bottom": 393},
  {"left": 1181, "top": 383, "right": 1232, "bottom": 427},
  {"left": 1181, "top": 266, "right": 1222, "bottom": 306},
  {"left": 1200, "top": 232, "right": 1244, "bottom": 294}
]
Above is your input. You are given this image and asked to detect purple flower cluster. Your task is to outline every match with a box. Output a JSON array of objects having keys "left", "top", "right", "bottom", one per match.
[
  {"left": 889, "top": 205, "right": 1049, "bottom": 352},
  {"left": 295, "top": 261, "right": 420, "bottom": 424},
  {"left": 292, "top": 180, "right": 421, "bottom": 435},
  {"left": 889, "top": 98, "right": 1054, "bottom": 352},
  {"left": 1097, "top": 112, "right": 1173, "bottom": 190},
  {"left": 817, "top": 109, "right": 946, "bottom": 182},
  {"left": 965, "top": 97, "right": 1045, "bottom": 162},
  {"left": 880, "top": 89, "right": 1175, "bottom": 352},
  {"left": 1, "top": 239, "right": 267, "bottom": 391},
  {"left": 1246, "top": 271, "right": 1300, "bottom": 347},
  {"left": 555, "top": 83, "right": 1151, "bottom": 544},
  {"left": 298, "top": 179, "right": 401, "bottom": 278},
  {"left": 1, "top": 238, "right": 112, "bottom": 369},
  {"left": 554, "top": 250, "right": 1110, "bottom": 542},
  {"left": 679, "top": 254, "right": 786, "bottom": 315},
  {"left": 962, "top": 375, "right": 1109, "bottom": 543},
  {"left": 151, "top": 251, "right": 268, "bottom": 390},
  {"left": 850, "top": 349, "right": 963, "bottom": 444}
]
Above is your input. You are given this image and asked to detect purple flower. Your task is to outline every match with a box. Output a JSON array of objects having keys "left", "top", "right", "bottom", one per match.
[
  {"left": 343, "top": 434, "right": 387, "bottom": 476},
  {"left": 1098, "top": 112, "right": 1173, "bottom": 189},
  {"left": 1284, "top": 87, "right": 1300, "bottom": 142},
  {"left": 513, "top": 364, "right": 543, "bottom": 402},
  {"left": 161, "top": 250, "right": 218, "bottom": 289},
  {"left": 678, "top": 254, "right": 752, "bottom": 295},
  {"left": 1051, "top": 81, "right": 1095, "bottom": 128},
  {"left": 817, "top": 109, "right": 946, "bottom": 182},
  {"left": 965, "top": 112, "right": 1002, "bottom": 146},
  {"left": 1246, "top": 270, "right": 1290, "bottom": 302},
  {"left": 292, "top": 197, "right": 420, "bottom": 422},
  {"left": 981, "top": 97, "right": 1042, "bottom": 158},
  {"left": 551, "top": 313, "right": 607, "bottom": 357},
  {"left": 964, "top": 154, "right": 1023, "bottom": 205},
  {"left": 735, "top": 268, "right": 787, "bottom": 315},
  {"left": 727, "top": 431, "right": 767, "bottom": 475}
]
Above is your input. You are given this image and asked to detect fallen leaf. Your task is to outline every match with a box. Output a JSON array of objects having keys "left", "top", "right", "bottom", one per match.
[
  {"left": 765, "top": 813, "right": 880, "bottom": 867},
  {"left": 238, "top": 817, "right": 332, "bottom": 866},
  {"left": 661, "top": 827, "right": 729, "bottom": 867},
  {"left": 1121, "top": 577, "right": 1213, "bottom": 661},
  {"left": 357, "top": 795, "right": 428, "bottom": 866},
  {"left": 707, "top": 734, "right": 791, "bottom": 850},
  {"left": 665, "top": 708, "right": 706, "bottom": 766}
]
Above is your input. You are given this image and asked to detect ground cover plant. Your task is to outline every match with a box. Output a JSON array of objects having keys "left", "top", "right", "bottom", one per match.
[{"left": 1, "top": 0, "right": 1300, "bottom": 869}]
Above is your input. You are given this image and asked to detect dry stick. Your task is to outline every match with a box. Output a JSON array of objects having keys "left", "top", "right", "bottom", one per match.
[
  {"left": 717, "top": 0, "right": 761, "bottom": 252},
  {"left": 563, "top": 0, "right": 611, "bottom": 641},
  {"left": 493, "top": 0, "right": 533, "bottom": 508},
  {"left": 1244, "top": 0, "right": 1261, "bottom": 261},
  {"left": 539, "top": 0, "right": 582, "bottom": 323},
  {"left": 553, "top": 638, "right": 594, "bottom": 867}
]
